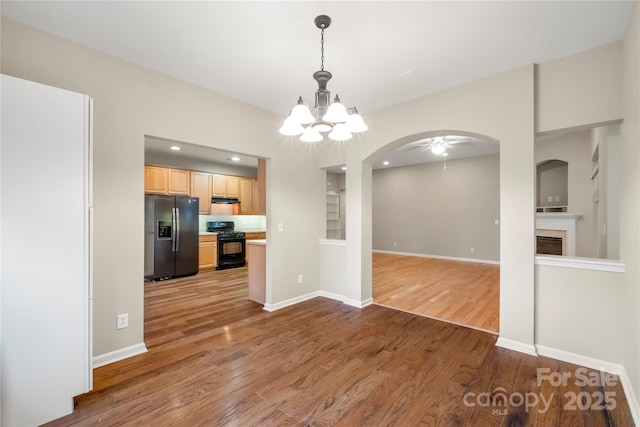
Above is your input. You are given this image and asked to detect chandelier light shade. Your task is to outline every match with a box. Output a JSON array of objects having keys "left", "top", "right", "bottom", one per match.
[{"left": 280, "top": 15, "right": 367, "bottom": 142}]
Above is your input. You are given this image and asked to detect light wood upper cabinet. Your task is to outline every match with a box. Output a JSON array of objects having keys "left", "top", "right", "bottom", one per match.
[
  {"left": 145, "top": 164, "right": 265, "bottom": 216},
  {"left": 225, "top": 175, "right": 240, "bottom": 198},
  {"left": 144, "top": 165, "right": 167, "bottom": 194},
  {"left": 167, "top": 169, "right": 190, "bottom": 194},
  {"left": 144, "top": 165, "right": 190, "bottom": 195},
  {"left": 191, "top": 172, "right": 212, "bottom": 214},
  {"left": 239, "top": 177, "right": 254, "bottom": 214},
  {"left": 212, "top": 174, "right": 226, "bottom": 197}
]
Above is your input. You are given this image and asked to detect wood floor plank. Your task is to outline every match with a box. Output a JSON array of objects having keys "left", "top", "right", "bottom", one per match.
[
  {"left": 43, "top": 267, "right": 633, "bottom": 426},
  {"left": 373, "top": 252, "right": 500, "bottom": 333}
]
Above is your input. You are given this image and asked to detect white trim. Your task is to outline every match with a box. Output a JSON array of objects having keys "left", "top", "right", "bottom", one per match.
[
  {"left": 536, "top": 345, "right": 639, "bottom": 426},
  {"left": 373, "top": 249, "right": 499, "bottom": 265},
  {"left": 318, "top": 290, "right": 345, "bottom": 302},
  {"left": 536, "top": 345, "right": 623, "bottom": 375},
  {"left": 92, "top": 342, "right": 147, "bottom": 368},
  {"left": 264, "top": 290, "right": 373, "bottom": 312},
  {"left": 496, "top": 337, "right": 537, "bottom": 356},
  {"left": 619, "top": 365, "right": 640, "bottom": 426},
  {"left": 263, "top": 291, "right": 320, "bottom": 312},
  {"left": 343, "top": 297, "right": 374, "bottom": 308},
  {"left": 318, "top": 238, "right": 346, "bottom": 246},
  {"left": 535, "top": 255, "right": 626, "bottom": 272}
]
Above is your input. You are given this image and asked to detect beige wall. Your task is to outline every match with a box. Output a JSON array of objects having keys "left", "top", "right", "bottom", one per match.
[
  {"left": 1, "top": 18, "right": 325, "bottom": 357},
  {"left": 536, "top": 42, "right": 623, "bottom": 133},
  {"left": 535, "top": 265, "right": 623, "bottom": 361},
  {"left": 621, "top": 1, "right": 640, "bottom": 410},
  {"left": 372, "top": 154, "right": 500, "bottom": 261}
]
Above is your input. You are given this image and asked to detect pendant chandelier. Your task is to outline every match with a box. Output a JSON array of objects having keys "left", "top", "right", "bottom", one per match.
[{"left": 279, "top": 15, "right": 368, "bottom": 142}]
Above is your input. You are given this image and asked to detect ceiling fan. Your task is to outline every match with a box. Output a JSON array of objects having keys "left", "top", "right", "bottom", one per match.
[{"left": 404, "top": 135, "right": 472, "bottom": 155}]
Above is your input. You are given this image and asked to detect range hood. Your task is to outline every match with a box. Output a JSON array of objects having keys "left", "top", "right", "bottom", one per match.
[{"left": 211, "top": 197, "right": 241, "bottom": 204}]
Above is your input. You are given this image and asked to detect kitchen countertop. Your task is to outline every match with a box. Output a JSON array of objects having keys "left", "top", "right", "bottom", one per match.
[
  {"left": 199, "top": 232, "right": 218, "bottom": 236},
  {"left": 237, "top": 229, "right": 267, "bottom": 233},
  {"left": 246, "top": 239, "right": 266, "bottom": 245}
]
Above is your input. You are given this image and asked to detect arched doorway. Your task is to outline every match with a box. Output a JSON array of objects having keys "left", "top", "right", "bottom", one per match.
[{"left": 366, "top": 130, "right": 501, "bottom": 332}]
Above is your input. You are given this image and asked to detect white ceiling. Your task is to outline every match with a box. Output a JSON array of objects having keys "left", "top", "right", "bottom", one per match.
[{"left": 2, "top": 1, "right": 634, "bottom": 170}]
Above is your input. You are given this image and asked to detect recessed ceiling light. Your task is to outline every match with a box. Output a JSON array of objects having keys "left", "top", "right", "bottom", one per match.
[
  {"left": 442, "top": 153, "right": 449, "bottom": 157},
  {"left": 230, "top": 156, "right": 240, "bottom": 162},
  {"left": 170, "top": 146, "right": 181, "bottom": 151},
  {"left": 341, "top": 166, "right": 347, "bottom": 171},
  {"left": 383, "top": 161, "right": 389, "bottom": 166}
]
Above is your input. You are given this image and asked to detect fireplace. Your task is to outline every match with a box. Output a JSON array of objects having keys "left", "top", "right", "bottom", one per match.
[
  {"left": 537, "top": 236, "right": 563, "bottom": 255},
  {"left": 535, "top": 213, "right": 580, "bottom": 257}
]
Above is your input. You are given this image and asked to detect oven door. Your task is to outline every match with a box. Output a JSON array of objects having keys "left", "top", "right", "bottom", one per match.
[{"left": 217, "top": 237, "right": 246, "bottom": 270}]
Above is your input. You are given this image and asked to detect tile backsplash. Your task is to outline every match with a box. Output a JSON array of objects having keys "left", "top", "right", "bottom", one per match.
[{"left": 199, "top": 215, "right": 266, "bottom": 232}]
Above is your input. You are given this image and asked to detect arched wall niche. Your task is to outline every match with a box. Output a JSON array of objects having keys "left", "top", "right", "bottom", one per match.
[{"left": 536, "top": 159, "right": 569, "bottom": 210}]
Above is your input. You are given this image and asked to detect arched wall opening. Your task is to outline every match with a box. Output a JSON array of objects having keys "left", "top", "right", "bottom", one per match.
[
  {"left": 333, "top": 65, "right": 536, "bottom": 355},
  {"left": 366, "top": 130, "right": 501, "bottom": 332}
]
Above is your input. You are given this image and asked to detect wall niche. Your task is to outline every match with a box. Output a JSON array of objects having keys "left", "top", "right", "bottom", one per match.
[{"left": 536, "top": 159, "right": 568, "bottom": 212}]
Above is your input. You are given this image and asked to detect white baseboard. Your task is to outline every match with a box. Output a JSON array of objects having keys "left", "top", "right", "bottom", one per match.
[
  {"left": 343, "top": 297, "right": 374, "bottom": 308},
  {"left": 318, "top": 290, "right": 345, "bottom": 302},
  {"left": 373, "top": 249, "right": 500, "bottom": 265},
  {"left": 495, "top": 337, "right": 537, "bottom": 356},
  {"left": 263, "top": 291, "right": 320, "bottom": 312},
  {"left": 535, "top": 345, "right": 623, "bottom": 375},
  {"left": 263, "top": 291, "right": 373, "bottom": 312},
  {"left": 618, "top": 365, "right": 640, "bottom": 426},
  {"left": 93, "top": 342, "right": 147, "bottom": 368},
  {"left": 536, "top": 345, "right": 639, "bottom": 426}
]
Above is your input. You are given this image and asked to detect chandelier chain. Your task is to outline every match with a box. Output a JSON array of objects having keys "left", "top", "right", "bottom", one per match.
[{"left": 320, "top": 28, "right": 325, "bottom": 71}]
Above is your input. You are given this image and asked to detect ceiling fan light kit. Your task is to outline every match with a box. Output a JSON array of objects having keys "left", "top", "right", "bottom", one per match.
[{"left": 279, "top": 15, "right": 368, "bottom": 142}]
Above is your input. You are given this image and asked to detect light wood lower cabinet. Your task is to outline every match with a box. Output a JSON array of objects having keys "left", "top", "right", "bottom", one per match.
[{"left": 198, "top": 235, "right": 217, "bottom": 270}]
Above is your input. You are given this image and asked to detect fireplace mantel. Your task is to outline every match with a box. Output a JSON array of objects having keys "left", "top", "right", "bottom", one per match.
[{"left": 536, "top": 213, "right": 581, "bottom": 256}]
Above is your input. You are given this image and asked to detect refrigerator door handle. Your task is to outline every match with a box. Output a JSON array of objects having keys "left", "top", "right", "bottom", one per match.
[
  {"left": 175, "top": 207, "right": 180, "bottom": 252},
  {"left": 171, "top": 207, "right": 177, "bottom": 252}
]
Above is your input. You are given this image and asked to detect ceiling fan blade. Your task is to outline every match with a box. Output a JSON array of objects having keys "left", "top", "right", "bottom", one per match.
[
  {"left": 402, "top": 144, "right": 430, "bottom": 152},
  {"left": 444, "top": 136, "right": 472, "bottom": 145}
]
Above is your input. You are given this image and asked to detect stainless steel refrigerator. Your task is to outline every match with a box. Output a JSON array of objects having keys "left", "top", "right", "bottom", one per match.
[{"left": 145, "top": 195, "right": 199, "bottom": 280}]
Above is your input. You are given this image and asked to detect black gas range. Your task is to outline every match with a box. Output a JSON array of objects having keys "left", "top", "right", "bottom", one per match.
[{"left": 206, "top": 221, "right": 246, "bottom": 270}]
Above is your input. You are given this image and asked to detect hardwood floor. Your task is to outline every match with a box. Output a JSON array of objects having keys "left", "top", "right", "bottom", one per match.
[
  {"left": 44, "top": 268, "right": 634, "bottom": 426},
  {"left": 373, "top": 252, "right": 500, "bottom": 333}
]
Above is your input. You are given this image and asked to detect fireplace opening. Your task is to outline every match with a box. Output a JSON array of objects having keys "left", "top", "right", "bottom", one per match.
[{"left": 537, "top": 236, "right": 563, "bottom": 255}]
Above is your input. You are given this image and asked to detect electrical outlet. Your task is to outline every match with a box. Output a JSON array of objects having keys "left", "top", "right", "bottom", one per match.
[
  {"left": 393, "top": 242, "right": 398, "bottom": 247},
  {"left": 116, "top": 313, "right": 129, "bottom": 330},
  {"left": 277, "top": 222, "right": 284, "bottom": 232},
  {"left": 298, "top": 274, "right": 304, "bottom": 284},
  {"left": 494, "top": 219, "right": 500, "bottom": 225},
  {"left": 470, "top": 247, "right": 475, "bottom": 253}
]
